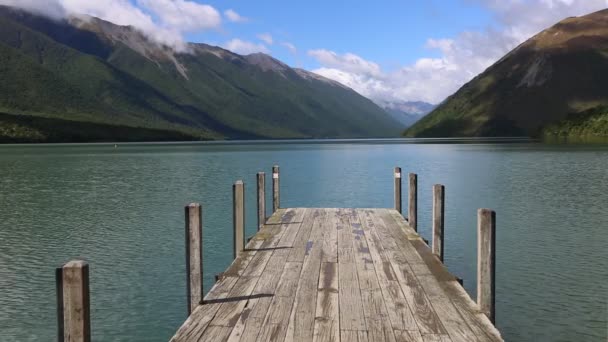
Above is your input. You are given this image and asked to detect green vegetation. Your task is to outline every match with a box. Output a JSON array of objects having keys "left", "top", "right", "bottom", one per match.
[
  {"left": 404, "top": 9, "right": 608, "bottom": 138},
  {"left": 542, "top": 106, "right": 608, "bottom": 138},
  {"left": 0, "top": 112, "right": 197, "bottom": 143},
  {"left": 0, "top": 6, "right": 400, "bottom": 143}
]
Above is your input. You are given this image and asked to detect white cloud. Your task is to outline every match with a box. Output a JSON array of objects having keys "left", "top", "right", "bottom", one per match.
[
  {"left": 138, "top": 0, "right": 220, "bottom": 31},
  {"left": 1, "top": 0, "right": 223, "bottom": 51},
  {"left": 281, "top": 42, "right": 297, "bottom": 55},
  {"left": 257, "top": 33, "right": 273, "bottom": 45},
  {"left": 222, "top": 39, "right": 269, "bottom": 55},
  {"left": 224, "top": 9, "right": 247, "bottom": 23},
  {"left": 310, "top": 0, "right": 608, "bottom": 104},
  {"left": 1, "top": 0, "right": 65, "bottom": 18}
]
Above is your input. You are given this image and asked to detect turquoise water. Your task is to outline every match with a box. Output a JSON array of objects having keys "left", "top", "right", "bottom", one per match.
[{"left": 0, "top": 140, "right": 606, "bottom": 341}]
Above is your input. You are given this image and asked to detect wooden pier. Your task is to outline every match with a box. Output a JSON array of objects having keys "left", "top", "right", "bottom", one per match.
[{"left": 55, "top": 165, "right": 503, "bottom": 342}]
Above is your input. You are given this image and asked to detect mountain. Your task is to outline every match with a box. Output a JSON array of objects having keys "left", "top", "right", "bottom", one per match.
[
  {"left": 404, "top": 9, "right": 608, "bottom": 138},
  {"left": 0, "top": 6, "right": 401, "bottom": 143},
  {"left": 381, "top": 101, "right": 435, "bottom": 128}
]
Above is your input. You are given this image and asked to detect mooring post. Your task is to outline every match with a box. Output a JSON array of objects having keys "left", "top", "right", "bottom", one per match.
[
  {"left": 233, "top": 180, "right": 245, "bottom": 259},
  {"left": 477, "top": 208, "right": 496, "bottom": 323},
  {"left": 56, "top": 260, "right": 90, "bottom": 342},
  {"left": 272, "top": 165, "right": 280, "bottom": 212},
  {"left": 432, "top": 184, "right": 445, "bottom": 262},
  {"left": 394, "top": 167, "right": 402, "bottom": 213},
  {"left": 185, "top": 203, "right": 203, "bottom": 315},
  {"left": 257, "top": 172, "right": 266, "bottom": 231},
  {"left": 408, "top": 173, "right": 418, "bottom": 231}
]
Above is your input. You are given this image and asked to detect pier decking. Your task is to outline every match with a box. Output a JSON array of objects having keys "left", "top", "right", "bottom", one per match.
[
  {"left": 170, "top": 208, "right": 503, "bottom": 342},
  {"left": 53, "top": 166, "right": 503, "bottom": 342}
]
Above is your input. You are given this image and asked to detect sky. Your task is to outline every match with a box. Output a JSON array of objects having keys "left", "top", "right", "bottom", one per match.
[{"left": 3, "top": 0, "right": 608, "bottom": 104}]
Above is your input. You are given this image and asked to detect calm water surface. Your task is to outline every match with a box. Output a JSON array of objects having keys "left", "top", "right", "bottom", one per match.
[{"left": 0, "top": 140, "right": 606, "bottom": 341}]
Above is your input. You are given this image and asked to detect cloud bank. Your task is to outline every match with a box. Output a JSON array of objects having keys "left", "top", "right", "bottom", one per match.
[
  {"left": 222, "top": 39, "right": 270, "bottom": 55},
  {"left": 310, "top": 0, "right": 608, "bottom": 104},
  {"left": 1, "top": 0, "right": 223, "bottom": 51}
]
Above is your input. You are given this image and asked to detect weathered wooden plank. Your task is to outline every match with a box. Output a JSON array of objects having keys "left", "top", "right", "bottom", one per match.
[
  {"left": 313, "top": 262, "right": 339, "bottom": 342},
  {"left": 393, "top": 330, "right": 424, "bottom": 342},
  {"left": 172, "top": 209, "right": 303, "bottom": 341},
  {"left": 277, "top": 209, "right": 309, "bottom": 248},
  {"left": 337, "top": 211, "right": 366, "bottom": 333},
  {"left": 421, "top": 334, "right": 452, "bottom": 342},
  {"left": 338, "top": 262, "right": 366, "bottom": 331},
  {"left": 408, "top": 173, "right": 418, "bottom": 231},
  {"left": 284, "top": 245, "right": 323, "bottom": 341},
  {"left": 416, "top": 275, "right": 479, "bottom": 342},
  {"left": 234, "top": 209, "right": 308, "bottom": 342},
  {"left": 320, "top": 209, "right": 338, "bottom": 263},
  {"left": 438, "top": 281, "right": 502, "bottom": 342},
  {"left": 255, "top": 260, "right": 304, "bottom": 341},
  {"left": 388, "top": 262, "right": 446, "bottom": 335},
  {"left": 361, "top": 289, "right": 397, "bottom": 342},
  {"left": 477, "top": 209, "right": 496, "bottom": 324},
  {"left": 287, "top": 209, "right": 317, "bottom": 262},
  {"left": 233, "top": 249, "right": 292, "bottom": 342},
  {"left": 395, "top": 167, "right": 402, "bottom": 214},
  {"left": 432, "top": 184, "right": 445, "bottom": 262},
  {"left": 208, "top": 276, "right": 260, "bottom": 327},
  {"left": 258, "top": 172, "right": 266, "bottom": 230},
  {"left": 266, "top": 209, "right": 287, "bottom": 224},
  {"left": 172, "top": 207, "right": 502, "bottom": 342},
  {"left": 170, "top": 277, "right": 239, "bottom": 341},
  {"left": 60, "top": 260, "right": 90, "bottom": 342},
  {"left": 234, "top": 181, "right": 245, "bottom": 259},
  {"left": 357, "top": 210, "right": 418, "bottom": 332},
  {"left": 203, "top": 326, "right": 234, "bottom": 341},
  {"left": 185, "top": 203, "right": 203, "bottom": 315},
  {"left": 272, "top": 165, "right": 280, "bottom": 212},
  {"left": 352, "top": 211, "right": 399, "bottom": 342},
  {"left": 341, "top": 330, "right": 369, "bottom": 342},
  {"left": 275, "top": 262, "right": 304, "bottom": 297}
]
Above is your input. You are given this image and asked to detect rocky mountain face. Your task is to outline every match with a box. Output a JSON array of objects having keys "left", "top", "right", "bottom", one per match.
[
  {"left": 0, "top": 5, "right": 401, "bottom": 142},
  {"left": 404, "top": 9, "right": 608, "bottom": 138}
]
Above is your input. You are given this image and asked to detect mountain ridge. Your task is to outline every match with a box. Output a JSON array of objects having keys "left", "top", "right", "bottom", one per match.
[
  {"left": 404, "top": 8, "right": 608, "bottom": 138},
  {"left": 0, "top": 5, "right": 401, "bottom": 142}
]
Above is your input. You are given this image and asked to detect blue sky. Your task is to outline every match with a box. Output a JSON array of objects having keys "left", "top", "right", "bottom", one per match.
[
  {"left": 187, "top": 0, "right": 494, "bottom": 70},
  {"left": 7, "top": 0, "right": 607, "bottom": 103}
]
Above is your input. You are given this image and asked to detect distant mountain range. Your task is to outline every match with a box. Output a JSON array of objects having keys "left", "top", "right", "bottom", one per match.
[
  {"left": 381, "top": 101, "right": 435, "bottom": 128},
  {"left": 0, "top": 5, "right": 402, "bottom": 142},
  {"left": 405, "top": 9, "right": 608, "bottom": 138}
]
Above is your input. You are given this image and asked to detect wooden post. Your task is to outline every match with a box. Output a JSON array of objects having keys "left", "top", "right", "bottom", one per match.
[
  {"left": 408, "top": 173, "right": 418, "bottom": 231},
  {"left": 233, "top": 180, "right": 245, "bottom": 259},
  {"left": 257, "top": 172, "right": 266, "bottom": 230},
  {"left": 57, "top": 260, "right": 90, "bottom": 342},
  {"left": 394, "top": 167, "right": 402, "bottom": 213},
  {"left": 477, "top": 208, "right": 496, "bottom": 323},
  {"left": 432, "top": 184, "right": 445, "bottom": 262},
  {"left": 272, "top": 165, "right": 280, "bottom": 212},
  {"left": 56, "top": 267, "right": 64, "bottom": 342},
  {"left": 185, "top": 203, "right": 203, "bottom": 315}
]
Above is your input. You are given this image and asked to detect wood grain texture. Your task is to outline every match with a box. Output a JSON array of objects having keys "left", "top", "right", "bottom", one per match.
[
  {"left": 185, "top": 203, "right": 203, "bottom": 315},
  {"left": 233, "top": 181, "right": 245, "bottom": 259},
  {"left": 432, "top": 185, "right": 445, "bottom": 262},
  {"left": 61, "top": 260, "right": 90, "bottom": 342},
  {"left": 257, "top": 172, "right": 266, "bottom": 231},
  {"left": 272, "top": 165, "right": 280, "bottom": 212},
  {"left": 394, "top": 167, "right": 402, "bottom": 214},
  {"left": 477, "top": 209, "right": 496, "bottom": 324},
  {"left": 313, "top": 262, "right": 339, "bottom": 342},
  {"left": 170, "top": 208, "right": 502, "bottom": 342},
  {"left": 408, "top": 173, "right": 418, "bottom": 232}
]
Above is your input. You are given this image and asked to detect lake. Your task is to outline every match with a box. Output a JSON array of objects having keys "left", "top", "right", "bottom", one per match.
[{"left": 0, "top": 139, "right": 606, "bottom": 341}]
